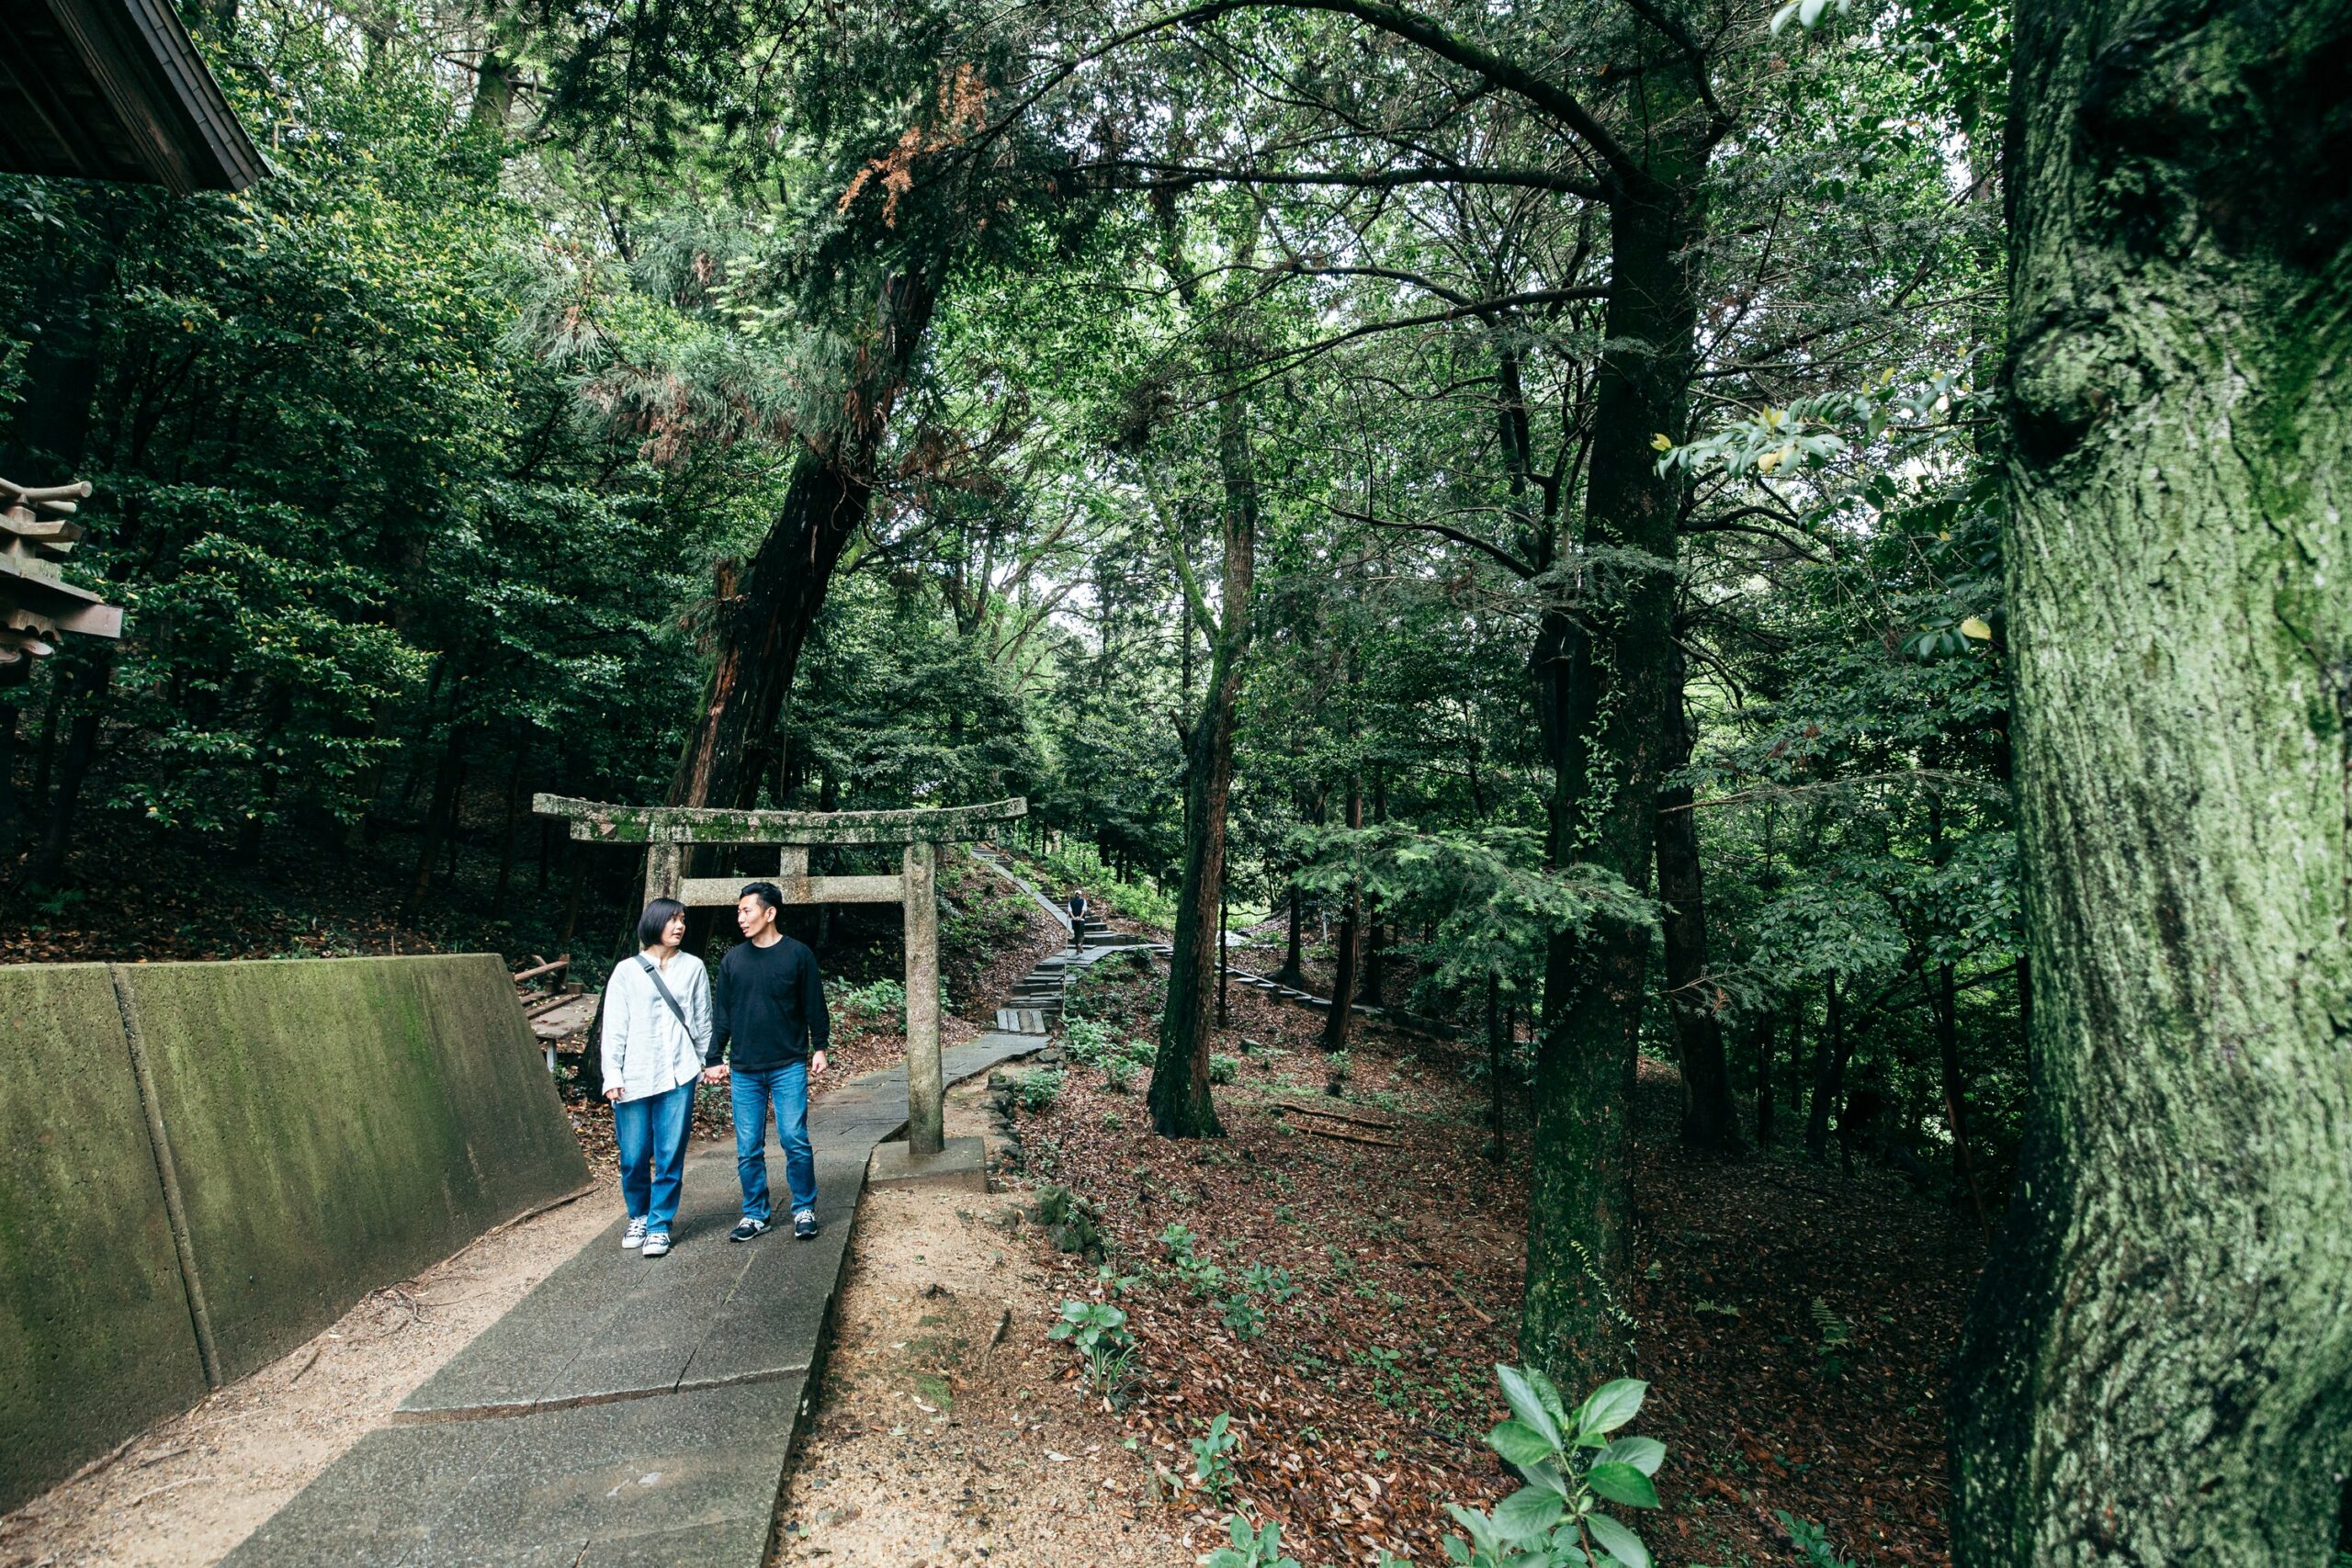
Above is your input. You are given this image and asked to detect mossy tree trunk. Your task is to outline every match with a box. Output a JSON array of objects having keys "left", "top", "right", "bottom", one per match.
[
  {"left": 1521, "top": 146, "right": 1702, "bottom": 1389},
  {"left": 1149, "top": 205, "right": 1262, "bottom": 1141},
  {"left": 1951, "top": 0, "right": 2352, "bottom": 1558},
  {"left": 1657, "top": 645, "right": 1741, "bottom": 1152}
]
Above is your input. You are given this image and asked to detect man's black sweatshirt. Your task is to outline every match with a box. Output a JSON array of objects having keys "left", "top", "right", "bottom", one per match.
[{"left": 707, "top": 935, "right": 830, "bottom": 1071}]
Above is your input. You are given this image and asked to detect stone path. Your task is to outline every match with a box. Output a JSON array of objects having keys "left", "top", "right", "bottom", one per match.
[{"left": 220, "top": 1032, "right": 1045, "bottom": 1568}]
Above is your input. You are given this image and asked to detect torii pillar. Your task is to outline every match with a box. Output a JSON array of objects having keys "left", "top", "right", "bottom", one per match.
[{"left": 536, "top": 794, "right": 1026, "bottom": 1157}]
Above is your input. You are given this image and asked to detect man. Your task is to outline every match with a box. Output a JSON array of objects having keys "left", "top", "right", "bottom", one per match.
[
  {"left": 1066, "top": 888, "right": 1088, "bottom": 951},
  {"left": 701, "top": 882, "right": 830, "bottom": 1241}
]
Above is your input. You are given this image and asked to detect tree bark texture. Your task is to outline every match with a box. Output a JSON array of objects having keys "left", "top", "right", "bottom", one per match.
[
  {"left": 1521, "top": 147, "right": 1704, "bottom": 1391},
  {"left": 1319, "top": 777, "right": 1364, "bottom": 1055},
  {"left": 667, "top": 265, "right": 938, "bottom": 819},
  {"left": 1148, "top": 366, "right": 1258, "bottom": 1142},
  {"left": 1951, "top": 1, "right": 2352, "bottom": 1560},
  {"left": 27, "top": 655, "right": 109, "bottom": 886},
  {"left": 1657, "top": 650, "right": 1741, "bottom": 1152}
]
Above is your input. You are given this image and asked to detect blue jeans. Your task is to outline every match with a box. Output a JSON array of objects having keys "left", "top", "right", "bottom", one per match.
[
  {"left": 614, "top": 1080, "right": 693, "bottom": 1235},
  {"left": 730, "top": 1062, "right": 815, "bottom": 1221}
]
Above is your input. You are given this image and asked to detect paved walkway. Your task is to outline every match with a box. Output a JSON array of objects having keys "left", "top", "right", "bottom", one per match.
[{"left": 221, "top": 1032, "right": 1043, "bottom": 1568}]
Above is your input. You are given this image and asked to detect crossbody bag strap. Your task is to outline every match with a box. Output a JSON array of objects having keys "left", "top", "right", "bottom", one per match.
[{"left": 636, "top": 954, "right": 693, "bottom": 1034}]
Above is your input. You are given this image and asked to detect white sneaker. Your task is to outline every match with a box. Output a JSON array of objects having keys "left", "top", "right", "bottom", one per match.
[
  {"left": 622, "top": 1217, "right": 647, "bottom": 1250},
  {"left": 642, "top": 1232, "right": 672, "bottom": 1258}
]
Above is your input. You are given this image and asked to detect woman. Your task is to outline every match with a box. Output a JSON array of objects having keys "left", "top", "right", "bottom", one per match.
[{"left": 600, "top": 897, "right": 710, "bottom": 1258}]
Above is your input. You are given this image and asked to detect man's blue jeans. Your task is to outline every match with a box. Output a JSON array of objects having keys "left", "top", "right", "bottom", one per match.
[
  {"left": 614, "top": 1080, "right": 693, "bottom": 1235},
  {"left": 730, "top": 1062, "right": 816, "bottom": 1221}
]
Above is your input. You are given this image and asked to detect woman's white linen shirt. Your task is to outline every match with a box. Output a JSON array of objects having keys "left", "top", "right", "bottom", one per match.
[{"left": 600, "top": 950, "right": 712, "bottom": 1101}]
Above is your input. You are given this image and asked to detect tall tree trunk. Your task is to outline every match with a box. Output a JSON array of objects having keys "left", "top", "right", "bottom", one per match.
[
  {"left": 1521, "top": 143, "right": 1706, "bottom": 1389},
  {"left": 402, "top": 726, "right": 468, "bottom": 919},
  {"left": 667, "top": 264, "right": 939, "bottom": 946},
  {"left": 1656, "top": 648, "right": 1741, "bottom": 1152},
  {"left": 1319, "top": 775, "right": 1364, "bottom": 1054},
  {"left": 1804, "top": 978, "right": 1846, "bottom": 1161},
  {"left": 1358, "top": 768, "right": 1386, "bottom": 1004},
  {"left": 0, "top": 694, "right": 31, "bottom": 861},
  {"left": 1273, "top": 882, "right": 1306, "bottom": 986},
  {"left": 27, "top": 655, "right": 109, "bottom": 886},
  {"left": 1487, "top": 975, "right": 1506, "bottom": 1159},
  {"left": 1754, "top": 1010, "right": 1780, "bottom": 1149},
  {"left": 491, "top": 751, "right": 526, "bottom": 917},
  {"left": 1148, "top": 201, "right": 1261, "bottom": 1141},
  {"left": 1951, "top": 1, "right": 2352, "bottom": 1557},
  {"left": 1147, "top": 365, "right": 1258, "bottom": 1143}
]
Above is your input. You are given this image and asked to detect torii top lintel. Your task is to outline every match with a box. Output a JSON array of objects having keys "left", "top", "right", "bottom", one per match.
[{"left": 531, "top": 795, "right": 1026, "bottom": 847}]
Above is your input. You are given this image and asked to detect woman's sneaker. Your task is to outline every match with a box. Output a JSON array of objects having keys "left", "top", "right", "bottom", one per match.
[
  {"left": 622, "top": 1217, "right": 647, "bottom": 1250},
  {"left": 641, "top": 1232, "right": 672, "bottom": 1258},
  {"left": 729, "top": 1218, "right": 771, "bottom": 1244},
  {"left": 793, "top": 1211, "right": 819, "bottom": 1240}
]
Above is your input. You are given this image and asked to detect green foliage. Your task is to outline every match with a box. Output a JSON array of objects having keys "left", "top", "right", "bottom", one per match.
[
  {"left": 1014, "top": 1068, "right": 1065, "bottom": 1114},
  {"left": 1421, "top": 1367, "right": 1668, "bottom": 1568},
  {"left": 1190, "top": 1412, "right": 1239, "bottom": 1505},
  {"left": 1101, "top": 1055, "right": 1134, "bottom": 1093},
  {"left": 1208, "top": 1053, "right": 1239, "bottom": 1085},
  {"left": 1046, "top": 1299, "right": 1135, "bottom": 1394},
  {"left": 1775, "top": 1512, "right": 1860, "bottom": 1568},
  {"left": 1201, "top": 1515, "right": 1300, "bottom": 1568}
]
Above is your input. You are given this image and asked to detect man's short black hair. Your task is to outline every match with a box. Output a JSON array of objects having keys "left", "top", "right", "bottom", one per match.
[
  {"left": 740, "top": 881, "right": 784, "bottom": 913},
  {"left": 638, "top": 897, "right": 686, "bottom": 948}
]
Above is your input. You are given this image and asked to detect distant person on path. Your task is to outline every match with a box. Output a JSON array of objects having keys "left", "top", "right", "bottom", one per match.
[
  {"left": 702, "top": 881, "right": 830, "bottom": 1242},
  {"left": 1067, "top": 888, "right": 1088, "bottom": 948},
  {"left": 601, "top": 897, "right": 709, "bottom": 1260}
]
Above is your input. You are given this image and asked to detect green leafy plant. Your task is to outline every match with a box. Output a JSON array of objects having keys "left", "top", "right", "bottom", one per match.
[
  {"left": 1209, "top": 1053, "right": 1239, "bottom": 1085},
  {"left": 1429, "top": 1366, "right": 1668, "bottom": 1567},
  {"left": 1047, "top": 1299, "right": 1136, "bottom": 1394},
  {"left": 1064, "top": 1017, "right": 1114, "bottom": 1064},
  {"left": 1201, "top": 1515, "right": 1299, "bottom": 1568},
  {"left": 1102, "top": 1055, "right": 1134, "bottom": 1092},
  {"left": 1191, "top": 1412, "right": 1240, "bottom": 1504},
  {"left": 1220, "top": 1292, "right": 1267, "bottom": 1340},
  {"left": 1776, "top": 1511, "right": 1859, "bottom": 1568},
  {"left": 1016, "top": 1068, "right": 1065, "bottom": 1113},
  {"left": 1243, "top": 1262, "right": 1300, "bottom": 1303},
  {"left": 1327, "top": 1050, "right": 1352, "bottom": 1089},
  {"left": 1035, "top": 1185, "right": 1102, "bottom": 1256}
]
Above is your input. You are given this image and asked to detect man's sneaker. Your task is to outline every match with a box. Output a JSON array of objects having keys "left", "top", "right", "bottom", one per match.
[
  {"left": 793, "top": 1210, "right": 819, "bottom": 1240},
  {"left": 622, "top": 1217, "right": 647, "bottom": 1250},
  {"left": 729, "top": 1217, "right": 771, "bottom": 1244},
  {"left": 641, "top": 1232, "right": 672, "bottom": 1258}
]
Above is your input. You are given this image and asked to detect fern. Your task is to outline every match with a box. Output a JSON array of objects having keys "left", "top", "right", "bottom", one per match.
[{"left": 1809, "top": 1297, "right": 1850, "bottom": 1349}]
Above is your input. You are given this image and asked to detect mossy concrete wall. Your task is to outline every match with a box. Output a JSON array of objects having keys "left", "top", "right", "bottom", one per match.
[
  {"left": 0, "top": 964, "right": 209, "bottom": 1512},
  {"left": 0, "top": 953, "right": 589, "bottom": 1513},
  {"left": 127, "top": 954, "right": 591, "bottom": 1380}
]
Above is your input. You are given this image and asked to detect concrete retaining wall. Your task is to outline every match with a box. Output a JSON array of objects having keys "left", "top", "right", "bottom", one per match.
[
  {"left": 0, "top": 954, "right": 590, "bottom": 1512},
  {"left": 0, "top": 964, "right": 209, "bottom": 1514}
]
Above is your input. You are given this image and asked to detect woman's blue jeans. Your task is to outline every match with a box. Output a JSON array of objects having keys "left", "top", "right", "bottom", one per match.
[
  {"left": 730, "top": 1062, "right": 816, "bottom": 1220},
  {"left": 614, "top": 1080, "right": 693, "bottom": 1234}
]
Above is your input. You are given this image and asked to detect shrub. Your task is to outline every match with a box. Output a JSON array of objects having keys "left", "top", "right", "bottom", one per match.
[
  {"left": 1064, "top": 1017, "right": 1114, "bottom": 1064},
  {"left": 1220, "top": 1293, "right": 1267, "bottom": 1340},
  {"left": 1034, "top": 1185, "right": 1102, "bottom": 1256},
  {"left": 1327, "top": 1050, "right": 1352, "bottom": 1089},
  {"left": 1102, "top": 1055, "right": 1134, "bottom": 1093},
  {"left": 1209, "top": 1053, "right": 1239, "bottom": 1085},
  {"left": 1016, "top": 1068, "right": 1065, "bottom": 1113}
]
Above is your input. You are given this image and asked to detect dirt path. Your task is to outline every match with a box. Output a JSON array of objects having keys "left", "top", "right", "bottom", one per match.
[
  {"left": 0, "top": 1177, "right": 620, "bottom": 1568},
  {"left": 769, "top": 1077, "right": 1178, "bottom": 1568}
]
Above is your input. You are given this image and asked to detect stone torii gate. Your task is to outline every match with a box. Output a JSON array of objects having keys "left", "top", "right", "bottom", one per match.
[{"left": 534, "top": 794, "right": 1026, "bottom": 1158}]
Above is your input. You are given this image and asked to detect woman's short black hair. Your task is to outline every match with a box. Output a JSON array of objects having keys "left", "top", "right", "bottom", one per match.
[{"left": 638, "top": 897, "right": 687, "bottom": 948}]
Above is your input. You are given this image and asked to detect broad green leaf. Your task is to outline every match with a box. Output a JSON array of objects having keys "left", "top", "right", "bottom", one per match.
[
  {"left": 1585, "top": 1462, "right": 1660, "bottom": 1509},
  {"left": 1576, "top": 1379, "right": 1647, "bottom": 1438},
  {"left": 1497, "top": 1365, "right": 1564, "bottom": 1447},
  {"left": 1584, "top": 1512, "right": 1652, "bottom": 1568},
  {"left": 1490, "top": 1484, "right": 1566, "bottom": 1541},
  {"left": 1600, "top": 1437, "right": 1667, "bottom": 1477},
  {"left": 1525, "top": 1366, "right": 1570, "bottom": 1424},
  {"left": 1488, "top": 1419, "right": 1560, "bottom": 1468},
  {"left": 1960, "top": 615, "right": 1992, "bottom": 640}
]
